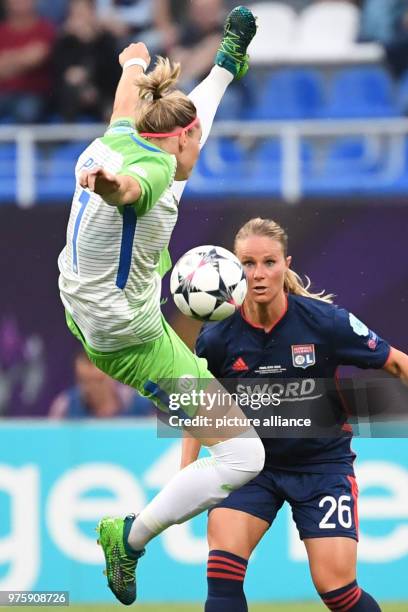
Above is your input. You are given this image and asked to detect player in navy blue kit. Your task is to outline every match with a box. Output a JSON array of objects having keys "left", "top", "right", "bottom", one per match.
[{"left": 181, "top": 218, "right": 408, "bottom": 612}]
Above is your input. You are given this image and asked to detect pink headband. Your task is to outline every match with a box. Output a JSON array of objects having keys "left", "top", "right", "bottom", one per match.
[{"left": 139, "top": 116, "right": 199, "bottom": 138}]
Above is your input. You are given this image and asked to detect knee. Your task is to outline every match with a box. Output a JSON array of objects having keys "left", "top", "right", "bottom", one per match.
[
  {"left": 240, "top": 436, "right": 265, "bottom": 475},
  {"left": 312, "top": 567, "right": 356, "bottom": 595},
  {"left": 210, "top": 435, "right": 265, "bottom": 485}
]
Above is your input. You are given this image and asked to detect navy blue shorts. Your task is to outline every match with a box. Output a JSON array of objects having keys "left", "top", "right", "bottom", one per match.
[{"left": 211, "top": 469, "right": 359, "bottom": 541}]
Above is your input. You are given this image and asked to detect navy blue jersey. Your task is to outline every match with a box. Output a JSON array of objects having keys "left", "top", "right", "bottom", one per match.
[{"left": 196, "top": 294, "right": 390, "bottom": 474}]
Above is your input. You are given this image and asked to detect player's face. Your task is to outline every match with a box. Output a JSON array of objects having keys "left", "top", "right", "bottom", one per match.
[
  {"left": 174, "top": 123, "right": 202, "bottom": 180},
  {"left": 236, "top": 236, "right": 291, "bottom": 304}
]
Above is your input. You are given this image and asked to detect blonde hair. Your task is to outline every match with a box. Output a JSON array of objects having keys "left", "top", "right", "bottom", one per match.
[
  {"left": 234, "top": 217, "right": 334, "bottom": 303},
  {"left": 134, "top": 57, "right": 197, "bottom": 135}
]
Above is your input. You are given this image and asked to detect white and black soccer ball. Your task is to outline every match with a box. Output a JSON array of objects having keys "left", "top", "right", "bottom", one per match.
[{"left": 170, "top": 245, "right": 247, "bottom": 321}]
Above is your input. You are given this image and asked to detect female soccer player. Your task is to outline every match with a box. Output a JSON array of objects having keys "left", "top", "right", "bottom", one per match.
[
  {"left": 58, "top": 8, "right": 265, "bottom": 605},
  {"left": 186, "top": 217, "right": 408, "bottom": 612}
]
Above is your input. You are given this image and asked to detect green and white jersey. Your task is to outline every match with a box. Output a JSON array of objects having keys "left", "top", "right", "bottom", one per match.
[{"left": 58, "top": 119, "right": 177, "bottom": 351}]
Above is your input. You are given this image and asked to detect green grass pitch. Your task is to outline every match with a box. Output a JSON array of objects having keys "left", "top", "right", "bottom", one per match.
[{"left": 9, "top": 603, "right": 408, "bottom": 611}]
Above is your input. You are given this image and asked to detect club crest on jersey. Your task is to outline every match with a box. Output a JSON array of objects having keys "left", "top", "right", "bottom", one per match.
[{"left": 291, "top": 344, "right": 316, "bottom": 369}]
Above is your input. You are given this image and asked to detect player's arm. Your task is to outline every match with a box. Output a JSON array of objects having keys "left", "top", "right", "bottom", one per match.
[
  {"left": 79, "top": 167, "right": 141, "bottom": 206},
  {"left": 110, "top": 42, "right": 151, "bottom": 125},
  {"left": 382, "top": 347, "right": 408, "bottom": 385},
  {"left": 181, "top": 433, "right": 202, "bottom": 468}
]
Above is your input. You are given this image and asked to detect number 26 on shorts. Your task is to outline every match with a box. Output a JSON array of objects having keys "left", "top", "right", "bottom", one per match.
[{"left": 319, "top": 495, "right": 353, "bottom": 529}]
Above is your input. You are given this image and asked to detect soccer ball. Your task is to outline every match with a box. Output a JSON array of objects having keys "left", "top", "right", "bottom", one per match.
[{"left": 170, "top": 245, "right": 247, "bottom": 321}]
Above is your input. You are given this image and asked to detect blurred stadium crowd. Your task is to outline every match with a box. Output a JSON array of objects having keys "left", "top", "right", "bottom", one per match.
[
  {"left": 3, "top": 1, "right": 408, "bottom": 204},
  {"left": 3, "top": 0, "right": 408, "bottom": 124}
]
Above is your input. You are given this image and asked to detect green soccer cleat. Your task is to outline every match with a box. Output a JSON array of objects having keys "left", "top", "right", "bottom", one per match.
[
  {"left": 97, "top": 514, "right": 145, "bottom": 606},
  {"left": 215, "top": 6, "right": 257, "bottom": 80}
]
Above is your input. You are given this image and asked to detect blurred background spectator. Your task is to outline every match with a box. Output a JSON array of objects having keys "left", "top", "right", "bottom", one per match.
[
  {"left": 53, "top": 0, "right": 121, "bottom": 122},
  {"left": 2, "top": 0, "right": 407, "bottom": 125},
  {"left": 0, "top": 0, "right": 55, "bottom": 123},
  {"left": 170, "top": 0, "right": 225, "bottom": 87},
  {"left": 238, "top": 0, "right": 361, "bottom": 11},
  {"left": 383, "top": 1, "right": 408, "bottom": 78},
  {"left": 359, "top": 0, "right": 400, "bottom": 44},
  {"left": 95, "top": 0, "right": 159, "bottom": 51},
  {"left": 48, "top": 350, "right": 154, "bottom": 419},
  {"left": 0, "top": 315, "right": 45, "bottom": 418},
  {"left": 37, "top": 0, "right": 68, "bottom": 25},
  {"left": 152, "top": 0, "right": 190, "bottom": 55}
]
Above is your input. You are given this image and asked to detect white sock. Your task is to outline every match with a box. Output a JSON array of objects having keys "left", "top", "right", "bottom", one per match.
[
  {"left": 127, "top": 433, "right": 265, "bottom": 550},
  {"left": 189, "top": 65, "right": 233, "bottom": 147},
  {"left": 172, "top": 65, "right": 233, "bottom": 202}
]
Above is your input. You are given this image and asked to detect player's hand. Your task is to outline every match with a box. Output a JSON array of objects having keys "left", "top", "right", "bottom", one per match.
[
  {"left": 79, "top": 167, "right": 121, "bottom": 197},
  {"left": 119, "top": 42, "right": 150, "bottom": 69}
]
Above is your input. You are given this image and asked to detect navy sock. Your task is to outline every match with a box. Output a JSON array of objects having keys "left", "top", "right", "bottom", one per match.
[
  {"left": 320, "top": 580, "right": 381, "bottom": 611},
  {"left": 205, "top": 549, "right": 248, "bottom": 612}
]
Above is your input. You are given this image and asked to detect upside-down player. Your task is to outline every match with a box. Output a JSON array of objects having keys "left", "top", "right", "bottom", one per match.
[{"left": 58, "top": 8, "right": 266, "bottom": 606}]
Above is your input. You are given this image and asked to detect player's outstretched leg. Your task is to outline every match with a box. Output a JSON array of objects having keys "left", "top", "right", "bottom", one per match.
[
  {"left": 97, "top": 514, "right": 145, "bottom": 606},
  {"left": 97, "top": 432, "right": 264, "bottom": 605},
  {"left": 172, "top": 5, "right": 258, "bottom": 201},
  {"left": 215, "top": 6, "right": 257, "bottom": 80}
]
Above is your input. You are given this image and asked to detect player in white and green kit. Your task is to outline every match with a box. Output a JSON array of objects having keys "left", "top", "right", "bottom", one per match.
[
  {"left": 59, "top": 103, "right": 204, "bottom": 388},
  {"left": 58, "top": 7, "right": 265, "bottom": 606}
]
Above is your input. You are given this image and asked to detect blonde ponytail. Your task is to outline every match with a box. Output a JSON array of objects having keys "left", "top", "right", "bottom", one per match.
[
  {"left": 284, "top": 269, "right": 334, "bottom": 303},
  {"left": 134, "top": 57, "right": 196, "bottom": 135},
  {"left": 137, "top": 57, "right": 181, "bottom": 101},
  {"left": 234, "top": 217, "right": 334, "bottom": 304}
]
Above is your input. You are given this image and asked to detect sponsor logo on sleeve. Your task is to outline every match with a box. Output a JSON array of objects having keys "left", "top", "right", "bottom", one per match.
[
  {"left": 291, "top": 344, "right": 316, "bottom": 369},
  {"left": 349, "top": 313, "right": 369, "bottom": 337},
  {"left": 367, "top": 331, "right": 378, "bottom": 350}
]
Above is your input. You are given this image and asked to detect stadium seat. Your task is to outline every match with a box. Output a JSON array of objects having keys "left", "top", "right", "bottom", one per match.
[
  {"left": 189, "top": 138, "right": 244, "bottom": 177},
  {"left": 324, "top": 136, "right": 382, "bottom": 174},
  {"left": 247, "top": 2, "right": 296, "bottom": 62},
  {"left": 52, "top": 141, "right": 89, "bottom": 161},
  {"left": 397, "top": 69, "right": 408, "bottom": 115},
  {"left": 385, "top": 137, "right": 408, "bottom": 192},
  {"left": 324, "top": 67, "right": 399, "bottom": 118},
  {"left": 214, "top": 84, "right": 247, "bottom": 121},
  {"left": 36, "top": 142, "right": 87, "bottom": 200},
  {"left": 295, "top": 1, "right": 360, "bottom": 61},
  {"left": 249, "top": 138, "right": 313, "bottom": 195},
  {"left": 252, "top": 139, "right": 313, "bottom": 165},
  {"left": 0, "top": 144, "right": 16, "bottom": 201},
  {"left": 250, "top": 139, "right": 282, "bottom": 188},
  {"left": 187, "top": 138, "right": 251, "bottom": 195},
  {"left": 246, "top": 69, "right": 325, "bottom": 120},
  {"left": 303, "top": 135, "right": 404, "bottom": 195},
  {"left": 0, "top": 143, "right": 16, "bottom": 163}
]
